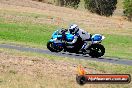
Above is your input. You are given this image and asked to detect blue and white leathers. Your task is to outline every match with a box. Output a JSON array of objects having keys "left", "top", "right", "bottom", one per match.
[{"left": 68, "top": 28, "right": 91, "bottom": 50}]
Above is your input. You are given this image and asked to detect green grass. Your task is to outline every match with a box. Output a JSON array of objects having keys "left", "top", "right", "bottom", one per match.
[
  {"left": 0, "top": 22, "right": 132, "bottom": 59},
  {"left": 0, "top": 23, "right": 57, "bottom": 47},
  {"left": 102, "top": 34, "right": 132, "bottom": 59}
]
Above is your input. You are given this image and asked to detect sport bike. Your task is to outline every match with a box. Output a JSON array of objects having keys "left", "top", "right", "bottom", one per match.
[{"left": 47, "top": 29, "right": 105, "bottom": 58}]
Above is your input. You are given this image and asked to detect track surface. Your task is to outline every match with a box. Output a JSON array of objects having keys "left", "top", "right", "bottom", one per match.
[{"left": 0, "top": 44, "right": 132, "bottom": 66}]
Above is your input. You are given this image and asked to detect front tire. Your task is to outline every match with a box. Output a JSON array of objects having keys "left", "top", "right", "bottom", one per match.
[
  {"left": 47, "top": 41, "right": 63, "bottom": 52},
  {"left": 47, "top": 41, "right": 56, "bottom": 52},
  {"left": 88, "top": 44, "right": 105, "bottom": 58}
]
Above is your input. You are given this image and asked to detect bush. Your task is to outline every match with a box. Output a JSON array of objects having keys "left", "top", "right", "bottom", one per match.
[
  {"left": 123, "top": 0, "right": 132, "bottom": 21},
  {"left": 84, "top": 0, "right": 117, "bottom": 17}
]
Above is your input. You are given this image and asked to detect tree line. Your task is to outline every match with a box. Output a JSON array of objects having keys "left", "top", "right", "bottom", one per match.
[{"left": 33, "top": 0, "right": 132, "bottom": 21}]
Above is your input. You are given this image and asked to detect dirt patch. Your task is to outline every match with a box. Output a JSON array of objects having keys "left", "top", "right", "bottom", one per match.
[
  {"left": 0, "top": 52, "right": 75, "bottom": 77},
  {"left": 0, "top": 50, "right": 105, "bottom": 88},
  {"left": 0, "top": 50, "right": 131, "bottom": 88},
  {"left": 0, "top": 50, "right": 102, "bottom": 76}
]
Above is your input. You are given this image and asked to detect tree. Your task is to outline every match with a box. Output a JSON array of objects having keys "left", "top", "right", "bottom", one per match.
[
  {"left": 84, "top": 0, "right": 117, "bottom": 17},
  {"left": 123, "top": 0, "right": 132, "bottom": 21}
]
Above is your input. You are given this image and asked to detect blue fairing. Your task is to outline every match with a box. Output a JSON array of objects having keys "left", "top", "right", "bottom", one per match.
[
  {"left": 49, "top": 39, "right": 54, "bottom": 42},
  {"left": 51, "top": 30, "right": 62, "bottom": 39},
  {"left": 92, "top": 34, "right": 102, "bottom": 41},
  {"left": 65, "top": 33, "right": 74, "bottom": 42},
  {"left": 51, "top": 30, "right": 74, "bottom": 42},
  {"left": 49, "top": 38, "right": 63, "bottom": 47},
  {"left": 53, "top": 42, "right": 63, "bottom": 46},
  {"left": 50, "top": 30, "right": 74, "bottom": 48},
  {"left": 52, "top": 35, "right": 62, "bottom": 39}
]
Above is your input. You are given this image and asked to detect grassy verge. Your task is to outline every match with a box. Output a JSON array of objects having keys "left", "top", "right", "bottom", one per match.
[
  {"left": 0, "top": 8, "right": 131, "bottom": 59},
  {"left": 0, "top": 22, "right": 57, "bottom": 47},
  {"left": 1, "top": 48, "right": 132, "bottom": 74},
  {"left": 102, "top": 34, "right": 132, "bottom": 59},
  {"left": 0, "top": 48, "right": 131, "bottom": 88},
  {"left": 0, "top": 21, "right": 132, "bottom": 59}
]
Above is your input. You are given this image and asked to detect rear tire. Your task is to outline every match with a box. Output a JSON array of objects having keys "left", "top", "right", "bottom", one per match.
[{"left": 88, "top": 44, "right": 105, "bottom": 58}]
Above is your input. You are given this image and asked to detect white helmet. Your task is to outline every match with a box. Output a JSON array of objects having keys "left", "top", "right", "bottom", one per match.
[{"left": 69, "top": 24, "right": 79, "bottom": 34}]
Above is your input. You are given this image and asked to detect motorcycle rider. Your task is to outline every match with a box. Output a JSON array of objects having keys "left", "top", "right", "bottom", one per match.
[{"left": 67, "top": 24, "right": 91, "bottom": 53}]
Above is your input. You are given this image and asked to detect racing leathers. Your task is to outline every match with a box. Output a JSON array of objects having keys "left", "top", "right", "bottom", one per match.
[{"left": 67, "top": 28, "right": 91, "bottom": 52}]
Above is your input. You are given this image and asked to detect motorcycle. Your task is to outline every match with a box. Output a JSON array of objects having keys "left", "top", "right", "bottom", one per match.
[{"left": 47, "top": 29, "right": 105, "bottom": 58}]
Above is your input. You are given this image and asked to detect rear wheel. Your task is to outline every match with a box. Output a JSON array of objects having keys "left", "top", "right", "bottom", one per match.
[{"left": 88, "top": 44, "right": 105, "bottom": 58}]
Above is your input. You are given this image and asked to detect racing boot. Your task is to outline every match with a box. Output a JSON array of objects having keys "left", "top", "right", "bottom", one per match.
[{"left": 79, "top": 48, "right": 87, "bottom": 55}]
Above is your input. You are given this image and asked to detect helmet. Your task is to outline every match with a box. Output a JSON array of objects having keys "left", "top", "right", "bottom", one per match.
[{"left": 69, "top": 24, "right": 79, "bottom": 34}]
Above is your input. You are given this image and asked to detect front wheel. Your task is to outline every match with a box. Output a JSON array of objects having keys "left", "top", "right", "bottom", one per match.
[
  {"left": 47, "top": 41, "right": 56, "bottom": 52},
  {"left": 47, "top": 41, "right": 63, "bottom": 52},
  {"left": 88, "top": 44, "right": 105, "bottom": 58}
]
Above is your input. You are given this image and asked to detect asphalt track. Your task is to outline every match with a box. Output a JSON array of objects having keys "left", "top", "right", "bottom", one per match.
[{"left": 0, "top": 44, "right": 132, "bottom": 66}]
